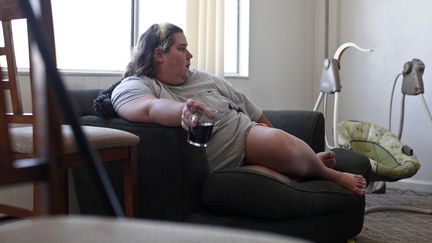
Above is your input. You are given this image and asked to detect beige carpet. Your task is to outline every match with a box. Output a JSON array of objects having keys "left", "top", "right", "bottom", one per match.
[{"left": 355, "top": 188, "right": 432, "bottom": 243}]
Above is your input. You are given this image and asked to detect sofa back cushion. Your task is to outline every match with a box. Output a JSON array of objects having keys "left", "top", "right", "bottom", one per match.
[
  {"left": 68, "top": 89, "right": 101, "bottom": 116},
  {"left": 264, "top": 110, "right": 325, "bottom": 153}
]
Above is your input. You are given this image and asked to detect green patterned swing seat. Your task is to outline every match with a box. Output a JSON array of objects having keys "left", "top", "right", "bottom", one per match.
[{"left": 337, "top": 120, "right": 420, "bottom": 181}]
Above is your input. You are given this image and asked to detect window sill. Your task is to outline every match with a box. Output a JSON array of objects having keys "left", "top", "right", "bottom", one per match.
[
  {"left": 9, "top": 67, "right": 248, "bottom": 80},
  {"left": 225, "top": 74, "right": 249, "bottom": 81}
]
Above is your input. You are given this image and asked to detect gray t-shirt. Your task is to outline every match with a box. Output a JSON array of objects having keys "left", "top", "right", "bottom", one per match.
[{"left": 111, "top": 69, "right": 262, "bottom": 171}]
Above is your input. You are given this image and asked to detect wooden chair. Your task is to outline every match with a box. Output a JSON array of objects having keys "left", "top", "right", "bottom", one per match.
[
  {"left": 0, "top": 0, "right": 66, "bottom": 216},
  {"left": 0, "top": 0, "right": 139, "bottom": 218}
]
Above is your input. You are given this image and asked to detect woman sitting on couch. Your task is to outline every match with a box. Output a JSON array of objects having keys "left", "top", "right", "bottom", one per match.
[{"left": 110, "top": 23, "right": 366, "bottom": 196}]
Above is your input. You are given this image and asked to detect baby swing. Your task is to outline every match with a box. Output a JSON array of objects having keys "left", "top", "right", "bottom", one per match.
[
  {"left": 313, "top": 42, "right": 372, "bottom": 149},
  {"left": 313, "top": 44, "right": 432, "bottom": 215}
]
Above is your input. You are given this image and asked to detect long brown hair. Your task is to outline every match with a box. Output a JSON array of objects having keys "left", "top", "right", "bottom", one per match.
[{"left": 123, "top": 23, "right": 183, "bottom": 78}]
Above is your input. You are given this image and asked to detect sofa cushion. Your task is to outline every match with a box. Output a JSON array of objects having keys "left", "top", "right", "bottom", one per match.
[
  {"left": 93, "top": 81, "right": 123, "bottom": 119},
  {"left": 264, "top": 110, "right": 325, "bottom": 153},
  {"left": 202, "top": 167, "right": 363, "bottom": 218},
  {"left": 68, "top": 89, "right": 102, "bottom": 116}
]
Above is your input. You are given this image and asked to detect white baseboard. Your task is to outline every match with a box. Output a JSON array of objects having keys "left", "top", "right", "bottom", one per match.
[{"left": 386, "top": 179, "right": 432, "bottom": 193}]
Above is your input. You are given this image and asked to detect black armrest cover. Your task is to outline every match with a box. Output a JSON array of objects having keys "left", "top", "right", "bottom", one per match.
[
  {"left": 202, "top": 111, "right": 369, "bottom": 219},
  {"left": 77, "top": 117, "right": 209, "bottom": 219},
  {"left": 202, "top": 148, "right": 370, "bottom": 218}
]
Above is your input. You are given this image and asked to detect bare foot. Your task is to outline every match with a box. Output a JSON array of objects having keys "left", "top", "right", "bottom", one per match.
[
  {"left": 333, "top": 172, "right": 366, "bottom": 196},
  {"left": 317, "top": 151, "right": 336, "bottom": 168}
]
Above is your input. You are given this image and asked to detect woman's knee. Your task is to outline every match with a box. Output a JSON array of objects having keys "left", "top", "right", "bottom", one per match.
[
  {"left": 269, "top": 129, "right": 304, "bottom": 160},
  {"left": 246, "top": 127, "right": 300, "bottom": 166}
]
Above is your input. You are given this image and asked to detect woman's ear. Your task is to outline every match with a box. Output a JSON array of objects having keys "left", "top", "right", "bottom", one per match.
[{"left": 153, "top": 48, "right": 164, "bottom": 63}]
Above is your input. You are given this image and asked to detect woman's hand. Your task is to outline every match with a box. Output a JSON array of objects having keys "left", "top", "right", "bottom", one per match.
[
  {"left": 180, "top": 98, "right": 207, "bottom": 132},
  {"left": 256, "top": 114, "right": 273, "bottom": 128}
]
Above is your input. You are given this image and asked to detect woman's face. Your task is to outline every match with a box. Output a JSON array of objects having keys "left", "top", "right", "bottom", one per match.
[{"left": 155, "top": 32, "right": 193, "bottom": 85}]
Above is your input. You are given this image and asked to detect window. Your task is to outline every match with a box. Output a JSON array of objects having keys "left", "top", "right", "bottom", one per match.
[
  {"left": 0, "top": 0, "right": 132, "bottom": 72},
  {"left": 224, "top": 0, "right": 249, "bottom": 76},
  {"left": 51, "top": 0, "right": 132, "bottom": 72},
  {"left": 0, "top": 19, "right": 30, "bottom": 68},
  {"left": 1, "top": 0, "right": 249, "bottom": 77}
]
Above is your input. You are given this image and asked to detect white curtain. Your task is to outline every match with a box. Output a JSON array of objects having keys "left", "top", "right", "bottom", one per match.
[{"left": 186, "top": 0, "right": 224, "bottom": 77}]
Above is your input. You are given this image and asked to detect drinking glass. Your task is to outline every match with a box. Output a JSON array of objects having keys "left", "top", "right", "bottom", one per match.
[{"left": 187, "top": 108, "right": 218, "bottom": 147}]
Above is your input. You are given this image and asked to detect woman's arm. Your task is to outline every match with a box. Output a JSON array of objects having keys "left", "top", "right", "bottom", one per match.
[
  {"left": 116, "top": 96, "right": 208, "bottom": 131},
  {"left": 117, "top": 96, "right": 183, "bottom": 126}
]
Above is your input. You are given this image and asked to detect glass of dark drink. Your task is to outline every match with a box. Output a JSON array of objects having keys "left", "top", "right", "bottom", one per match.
[{"left": 187, "top": 108, "right": 218, "bottom": 147}]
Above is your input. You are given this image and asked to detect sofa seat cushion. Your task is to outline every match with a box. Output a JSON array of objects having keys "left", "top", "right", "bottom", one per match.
[{"left": 202, "top": 167, "right": 364, "bottom": 218}]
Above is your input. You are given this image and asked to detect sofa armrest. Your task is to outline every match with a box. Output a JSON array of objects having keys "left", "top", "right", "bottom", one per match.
[
  {"left": 202, "top": 148, "right": 370, "bottom": 221},
  {"left": 73, "top": 115, "right": 209, "bottom": 220},
  {"left": 263, "top": 110, "right": 325, "bottom": 153}
]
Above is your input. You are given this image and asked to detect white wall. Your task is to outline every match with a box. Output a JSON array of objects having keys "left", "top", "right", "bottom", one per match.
[
  {"left": 231, "top": 0, "right": 317, "bottom": 110},
  {"left": 333, "top": 0, "right": 432, "bottom": 191}
]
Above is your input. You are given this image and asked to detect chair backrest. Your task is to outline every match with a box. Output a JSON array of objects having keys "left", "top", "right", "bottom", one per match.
[
  {"left": 1, "top": 0, "right": 33, "bottom": 123},
  {"left": 0, "top": 0, "right": 65, "bottom": 215},
  {"left": 1, "top": 0, "right": 58, "bottom": 153}
]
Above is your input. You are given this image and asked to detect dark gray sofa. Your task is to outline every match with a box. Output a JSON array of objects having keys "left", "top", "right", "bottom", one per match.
[{"left": 68, "top": 89, "right": 371, "bottom": 243}]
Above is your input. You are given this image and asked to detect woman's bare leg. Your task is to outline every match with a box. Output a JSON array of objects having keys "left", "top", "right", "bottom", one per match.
[
  {"left": 244, "top": 126, "right": 366, "bottom": 195},
  {"left": 243, "top": 165, "right": 291, "bottom": 183}
]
